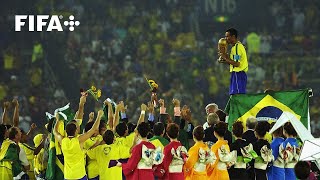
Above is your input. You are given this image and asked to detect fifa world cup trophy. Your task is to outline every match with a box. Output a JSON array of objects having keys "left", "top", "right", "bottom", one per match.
[{"left": 217, "top": 38, "right": 227, "bottom": 63}]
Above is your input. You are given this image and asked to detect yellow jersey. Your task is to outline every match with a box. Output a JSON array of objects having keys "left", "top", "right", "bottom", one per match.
[
  {"left": 84, "top": 135, "right": 103, "bottom": 179},
  {"left": 33, "top": 134, "right": 46, "bottom": 175},
  {"left": 114, "top": 132, "right": 135, "bottom": 159},
  {"left": 19, "top": 143, "right": 35, "bottom": 180},
  {"left": 61, "top": 137, "right": 86, "bottom": 179},
  {"left": 86, "top": 144, "right": 113, "bottom": 180},
  {"left": 229, "top": 42, "right": 248, "bottom": 72},
  {"left": 105, "top": 133, "right": 136, "bottom": 180}
]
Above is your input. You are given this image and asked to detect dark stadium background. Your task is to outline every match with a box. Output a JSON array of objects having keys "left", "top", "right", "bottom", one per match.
[{"left": 1, "top": 0, "right": 320, "bottom": 136}]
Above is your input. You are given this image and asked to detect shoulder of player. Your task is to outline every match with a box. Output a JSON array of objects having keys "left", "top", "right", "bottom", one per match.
[{"left": 236, "top": 42, "right": 246, "bottom": 50}]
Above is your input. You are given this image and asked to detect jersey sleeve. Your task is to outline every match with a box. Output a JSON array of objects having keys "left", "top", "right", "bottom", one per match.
[{"left": 238, "top": 44, "right": 247, "bottom": 62}]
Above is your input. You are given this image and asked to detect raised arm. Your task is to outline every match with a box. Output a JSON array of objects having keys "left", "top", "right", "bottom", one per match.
[
  {"left": 147, "top": 101, "right": 155, "bottom": 120},
  {"left": 103, "top": 99, "right": 114, "bottom": 129},
  {"left": 172, "top": 98, "right": 181, "bottom": 125},
  {"left": 181, "top": 105, "right": 193, "bottom": 139},
  {"left": 1, "top": 101, "right": 10, "bottom": 125},
  {"left": 134, "top": 103, "right": 147, "bottom": 131},
  {"left": 88, "top": 112, "right": 95, "bottom": 123},
  {"left": 78, "top": 110, "right": 103, "bottom": 144},
  {"left": 26, "top": 123, "right": 37, "bottom": 136},
  {"left": 12, "top": 99, "right": 19, "bottom": 127},
  {"left": 53, "top": 113, "right": 64, "bottom": 144},
  {"left": 147, "top": 101, "right": 155, "bottom": 127},
  {"left": 112, "top": 101, "right": 123, "bottom": 132},
  {"left": 120, "top": 104, "right": 128, "bottom": 123},
  {"left": 75, "top": 95, "right": 87, "bottom": 120},
  {"left": 158, "top": 99, "right": 167, "bottom": 124}
]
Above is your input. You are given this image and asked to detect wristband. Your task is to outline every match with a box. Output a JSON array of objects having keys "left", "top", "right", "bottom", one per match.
[
  {"left": 174, "top": 107, "right": 181, "bottom": 116},
  {"left": 141, "top": 111, "right": 146, "bottom": 115},
  {"left": 160, "top": 107, "right": 166, "bottom": 114},
  {"left": 148, "top": 113, "right": 155, "bottom": 122},
  {"left": 121, "top": 112, "right": 127, "bottom": 119}
]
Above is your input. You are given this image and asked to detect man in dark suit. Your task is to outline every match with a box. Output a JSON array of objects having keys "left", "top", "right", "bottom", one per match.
[{"left": 242, "top": 117, "right": 258, "bottom": 144}]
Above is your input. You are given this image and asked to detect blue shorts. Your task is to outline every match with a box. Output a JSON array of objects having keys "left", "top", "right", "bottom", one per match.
[{"left": 230, "top": 71, "right": 247, "bottom": 95}]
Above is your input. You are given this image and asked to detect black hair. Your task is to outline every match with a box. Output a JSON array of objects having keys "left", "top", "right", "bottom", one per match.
[
  {"left": 103, "top": 130, "right": 114, "bottom": 145},
  {"left": 137, "top": 122, "right": 150, "bottom": 138},
  {"left": 8, "top": 127, "right": 19, "bottom": 140},
  {"left": 226, "top": 28, "right": 238, "bottom": 38},
  {"left": 216, "top": 109, "right": 227, "bottom": 122},
  {"left": 99, "top": 121, "right": 106, "bottom": 133},
  {"left": 270, "top": 122, "right": 283, "bottom": 137},
  {"left": 20, "top": 129, "right": 27, "bottom": 135},
  {"left": 255, "top": 121, "right": 269, "bottom": 137},
  {"left": 0, "top": 124, "right": 7, "bottom": 143},
  {"left": 153, "top": 122, "right": 165, "bottom": 136},
  {"left": 232, "top": 121, "right": 244, "bottom": 137},
  {"left": 180, "top": 119, "right": 186, "bottom": 130},
  {"left": 193, "top": 126, "right": 204, "bottom": 141},
  {"left": 214, "top": 121, "right": 228, "bottom": 137},
  {"left": 84, "top": 121, "right": 94, "bottom": 133},
  {"left": 70, "top": 120, "right": 77, "bottom": 124},
  {"left": 294, "top": 161, "right": 310, "bottom": 180},
  {"left": 5, "top": 125, "right": 12, "bottom": 130},
  {"left": 127, "top": 122, "right": 136, "bottom": 134},
  {"left": 116, "top": 122, "right": 128, "bottom": 137},
  {"left": 166, "top": 123, "right": 179, "bottom": 139},
  {"left": 284, "top": 122, "right": 297, "bottom": 137},
  {"left": 66, "top": 123, "right": 77, "bottom": 136}
]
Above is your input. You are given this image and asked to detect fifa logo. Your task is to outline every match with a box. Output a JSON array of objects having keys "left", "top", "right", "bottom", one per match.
[{"left": 15, "top": 15, "right": 80, "bottom": 32}]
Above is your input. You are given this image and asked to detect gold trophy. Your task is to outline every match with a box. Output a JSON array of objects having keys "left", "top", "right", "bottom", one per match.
[{"left": 217, "top": 38, "right": 227, "bottom": 63}]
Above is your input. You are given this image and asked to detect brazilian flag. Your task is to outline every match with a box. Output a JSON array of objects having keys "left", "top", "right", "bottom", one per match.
[
  {"left": 46, "top": 131, "right": 64, "bottom": 180},
  {"left": 225, "top": 89, "right": 310, "bottom": 130},
  {"left": 46, "top": 105, "right": 75, "bottom": 180}
]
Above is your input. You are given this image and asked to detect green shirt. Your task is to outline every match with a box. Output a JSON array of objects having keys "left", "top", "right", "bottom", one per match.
[{"left": 149, "top": 136, "right": 169, "bottom": 150}]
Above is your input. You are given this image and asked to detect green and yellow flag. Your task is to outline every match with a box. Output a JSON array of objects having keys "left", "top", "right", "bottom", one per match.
[
  {"left": 45, "top": 104, "right": 75, "bottom": 180},
  {"left": 46, "top": 131, "right": 64, "bottom": 180},
  {"left": 225, "top": 89, "right": 310, "bottom": 130}
]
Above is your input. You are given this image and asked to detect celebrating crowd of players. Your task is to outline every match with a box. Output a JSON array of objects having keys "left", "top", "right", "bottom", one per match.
[{"left": 0, "top": 94, "right": 314, "bottom": 180}]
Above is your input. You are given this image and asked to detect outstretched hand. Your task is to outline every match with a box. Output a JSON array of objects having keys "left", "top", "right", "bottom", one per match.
[
  {"left": 147, "top": 101, "right": 154, "bottom": 113},
  {"left": 158, "top": 99, "right": 164, "bottom": 107},
  {"left": 116, "top": 101, "right": 125, "bottom": 111},
  {"left": 172, "top": 98, "right": 180, "bottom": 107},
  {"left": 181, "top": 105, "right": 191, "bottom": 122},
  {"left": 30, "top": 123, "right": 37, "bottom": 130},
  {"left": 97, "top": 110, "right": 104, "bottom": 117},
  {"left": 89, "top": 112, "right": 95, "bottom": 121},
  {"left": 12, "top": 99, "right": 19, "bottom": 107},
  {"left": 103, "top": 99, "right": 112, "bottom": 106},
  {"left": 3, "top": 101, "right": 10, "bottom": 108},
  {"left": 116, "top": 161, "right": 122, "bottom": 167},
  {"left": 141, "top": 104, "right": 147, "bottom": 111}
]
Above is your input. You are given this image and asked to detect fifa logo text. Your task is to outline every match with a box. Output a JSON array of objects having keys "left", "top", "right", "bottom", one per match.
[{"left": 15, "top": 15, "right": 80, "bottom": 32}]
